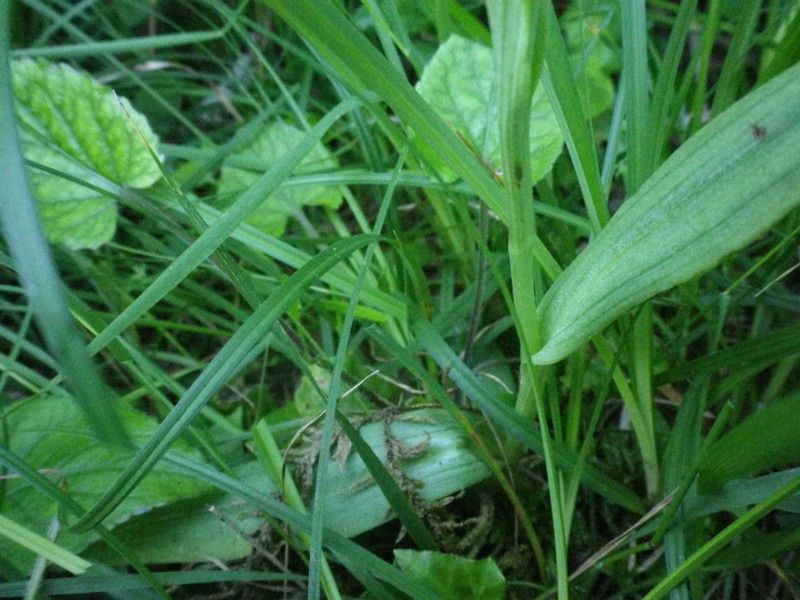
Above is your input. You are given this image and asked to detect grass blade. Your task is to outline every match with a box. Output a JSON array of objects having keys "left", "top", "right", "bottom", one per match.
[
  {"left": 71, "top": 235, "right": 375, "bottom": 532},
  {"left": 260, "top": 0, "right": 512, "bottom": 224},
  {"left": 643, "top": 475, "right": 800, "bottom": 600},
  {"left": 408, "top": 305, "right": 645, "bottom": 514},
  {"left": 87, "top": 98, "right": 359, "bottom": 354},
  {"left": 542, "top": 2, "right": 609, "bottom": 233},
  {"left": 0, "top": 514, "right": 90, "bottom": 576},
  {"left": 655, "top": 323, "right": 800, "bottom": 385},
  {"left": 163, "top": 454, "right": 440, "bottom": 600},
  {"left": 0, "top": 0, "right": 128, "bottom": 445}
]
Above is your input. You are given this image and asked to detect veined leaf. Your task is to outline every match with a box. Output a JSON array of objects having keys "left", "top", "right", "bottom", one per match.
[
  {"left": 12, "top": 59, "right": 161, "bottom": 249},
  {"left": 394, "top": 550, "right": 505, "bottom": 600},
  {"left": 218, "top": 120, "right": 342, "bottom": 236},
  {"left": 415, "top": 35, "right": 563, "bottom": 185},
  {"left": 0, "top": 396, "right": 210, "bottom": 574},
  {"left": 533, "top": 61, "right": 800, "bottom": 365}
]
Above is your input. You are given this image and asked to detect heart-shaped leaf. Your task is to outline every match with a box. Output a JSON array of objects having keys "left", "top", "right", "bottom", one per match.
[
  {"left": 415, "top": 35, "right": 563, "bottom": 184},
  {"left": 12, "top": 59, "right": 161, "bottom": 249}
]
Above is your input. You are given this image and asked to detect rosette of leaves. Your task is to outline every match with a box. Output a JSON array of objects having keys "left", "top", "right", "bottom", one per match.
[{"left": 12, "top": 59, "right": 162, "bottom": 249}]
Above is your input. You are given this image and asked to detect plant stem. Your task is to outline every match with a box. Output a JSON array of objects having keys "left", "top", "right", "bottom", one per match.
[{"left": 487, "top": 1, "right": 569, "bottom": 596}]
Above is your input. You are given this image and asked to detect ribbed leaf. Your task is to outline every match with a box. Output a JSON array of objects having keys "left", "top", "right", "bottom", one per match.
[
  {"left": 12, "top": 59, "right": 160, "bottom": 249},
  {"left": 533, "top": 62, "right": 800, "bottom": 365}
]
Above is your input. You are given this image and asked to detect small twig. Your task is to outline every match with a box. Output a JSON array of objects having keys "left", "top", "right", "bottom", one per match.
[{"left": 569, "top": 491, "right": 676, "bottom": 582}]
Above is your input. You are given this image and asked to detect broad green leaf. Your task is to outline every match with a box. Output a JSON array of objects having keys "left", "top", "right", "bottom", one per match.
[
  {"left": 0, "top": 396, "right": 210, "bottom": 574},
  {"left": 699, "top": 391, "right": 800, "bottom": 492},
  {"left": 12, "top": 58, "right": 161, "bottom": 249},
  {"left": 218, "top": 120, "right": 342, "bottom": 236},
  {"left": 532, "top": 61, "right": 800, "bottom": 365},
  {"left": 415, "top": 35, "right": 563, "bottom": 184},
  {"left": 83, "top": 461, "right": 272, "bottom": 565},
  {"left": 394, "top": 550, "right": 505, "bottom": 600}
]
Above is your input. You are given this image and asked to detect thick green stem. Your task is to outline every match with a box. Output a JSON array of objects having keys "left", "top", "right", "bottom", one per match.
[
  {"left": 621, "top": 0, "right": 659, "bottom": 498},
  {"left": 488, "top": 1, "right": 569, "bottom": 596}
]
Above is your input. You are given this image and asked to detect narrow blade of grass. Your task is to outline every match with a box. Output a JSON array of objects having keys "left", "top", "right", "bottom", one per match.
[
  {"left": 0, "top": 0, "right": 129, "bottom": 445},
  {"left": 163, "top": 454, "right": 440, "bottom": 600},
  {"left": 542, "top": 2, "right": 609, "bottom": 233},
  {"left": 643, "top": 475, "right": 800, "bottom": 600},
  {"left": 0, "top": 514, "right": 90, "bottom": 576},
  {"left": 71, "top": 235, "right": 375, "bottom": 532},
  {"left": 260, "top": 0, "right": 513, "bottom": 224},
  {"left": 407, "top": 305, "right": 645, "bottom": 514},
  {"left": 0, "top": 569, "right": 304, "bottom": 598},
  {"left": 87, "top": 98, "right": 360, "bottom": 354}
]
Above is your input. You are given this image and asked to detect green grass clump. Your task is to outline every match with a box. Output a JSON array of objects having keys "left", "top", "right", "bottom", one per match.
[{"left": 1, "top": 1, "right": 799, "bottom": 598}]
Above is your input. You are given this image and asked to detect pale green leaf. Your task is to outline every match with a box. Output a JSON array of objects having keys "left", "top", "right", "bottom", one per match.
[
  {"left": 561, "top": 6, "right": 619, "bottom": 118},
  {"left": 12, "top": 58, "right": 161, "bottom": 249},
  {"left": 313, "top": 408, "right": 491, "bottom": 538},
  {"left": 394, "top": 550, "right": 506, "bottom": 600},
  {"left": 415, "top": 35, "right": 563, "bottom": 184},
  {"left": 0, "top": 396, "right": 210, "bottom": 574},
  {"left": 533, "top": 61, "right": 800, "bottom": 365},
  {"left": 218, "top": 120, "right": 342, "bottom": 236}
]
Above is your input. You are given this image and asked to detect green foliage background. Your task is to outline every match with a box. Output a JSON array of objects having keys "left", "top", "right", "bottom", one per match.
[{"left": 1, "top": 1, "right": 799, "bottom": 599}]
